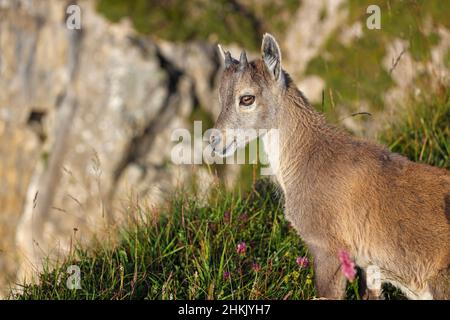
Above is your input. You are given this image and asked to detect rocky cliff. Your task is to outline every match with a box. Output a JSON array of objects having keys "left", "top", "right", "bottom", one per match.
[{"left": 0, "top": 0, "right": 227, "bottom": 293}]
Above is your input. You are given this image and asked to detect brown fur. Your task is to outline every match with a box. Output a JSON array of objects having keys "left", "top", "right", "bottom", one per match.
[{"left": 213, "top": 34, "right": 450, "bottom": 299}]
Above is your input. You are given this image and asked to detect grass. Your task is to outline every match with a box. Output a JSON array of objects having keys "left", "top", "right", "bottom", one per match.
[
  {"left": 306, "top": 0, "right": 450, "bottom": 117},
  {"left": 379, "top": 90, "right": 450, "bottom": 169},
  {"left": 96, "top": 0, "right": 299, "bottom": 51},
  {"left": 13, "top": 182, "right": 317, "bottom": 300}
]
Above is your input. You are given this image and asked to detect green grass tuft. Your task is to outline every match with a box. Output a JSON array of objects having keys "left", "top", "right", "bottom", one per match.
[
  {"left": 14, "top": 182, "right": 317, "bottom": 300},
  {"left": 379, "top": 90, "right": 450, "bottom": 169}
]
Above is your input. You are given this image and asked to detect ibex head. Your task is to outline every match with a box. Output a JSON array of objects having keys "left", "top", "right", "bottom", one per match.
[{"left": 210, "top": 33, "right": 285, "bottom": 157}]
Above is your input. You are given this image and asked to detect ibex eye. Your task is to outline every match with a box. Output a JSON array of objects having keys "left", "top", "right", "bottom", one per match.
[{"left": 239, "top": 95, "right": 255, "bottom": 106}]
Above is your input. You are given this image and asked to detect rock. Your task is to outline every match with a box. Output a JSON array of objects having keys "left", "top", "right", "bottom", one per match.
[
  {"left": 283, "top": 0, "right": 347, "bottom": 78},
  {"left": 297, "top": 76, "right": 325, "bottom": 104},
  {"left": 0, "top": 0, "right": 223, "bottom": 294}
]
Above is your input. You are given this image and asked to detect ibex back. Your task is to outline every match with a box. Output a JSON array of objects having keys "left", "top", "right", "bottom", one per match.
[{"left": 210, "top": 34, "right": 450, "bottom": 299}]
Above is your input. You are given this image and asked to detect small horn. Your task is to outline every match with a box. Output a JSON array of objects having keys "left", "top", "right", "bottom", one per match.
[
  {"left": 224, "top": 51, "right": 233, "bottom": 68},
  {"left": 239, "top": 50, "right": 248, "bottom": 70},
  {"left": 218, "top": 44, "right": 237, "bottom": 68}
]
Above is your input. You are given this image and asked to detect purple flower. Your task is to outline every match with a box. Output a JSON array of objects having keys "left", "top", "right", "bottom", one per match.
[
  {"left": 338, "top": 249, "right": 356, "bottom": 282},
  {"left": 252, "top": 263, "right": 261, "bottom": 272},
  {"left": 296, "top": 256, "right": 309, "bottom": 268},
  {"left": 236, "top": 242, "right": 247, "bottom": 255},
  {"left": 223, "top": 271, "right": 230, "bottom": 280}
]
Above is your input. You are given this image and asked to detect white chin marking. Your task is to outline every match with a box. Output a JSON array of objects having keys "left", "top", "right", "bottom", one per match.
[{"left": 215, "top": 141, "right": 237, "bottom": 158}]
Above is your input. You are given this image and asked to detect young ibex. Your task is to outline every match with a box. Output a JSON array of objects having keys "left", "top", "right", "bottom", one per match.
[{"left": 210, "top": 34, "right": 450, "bottom": 299}]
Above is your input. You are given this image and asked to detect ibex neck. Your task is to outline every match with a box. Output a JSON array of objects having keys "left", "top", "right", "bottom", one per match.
[{"left": 263, "top": 84, "right": 344, "bottom": 193}]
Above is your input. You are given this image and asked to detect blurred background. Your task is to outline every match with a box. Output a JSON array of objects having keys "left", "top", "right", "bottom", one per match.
[{"left": 0, "top": 0, "right": 449, "bottom": 296}]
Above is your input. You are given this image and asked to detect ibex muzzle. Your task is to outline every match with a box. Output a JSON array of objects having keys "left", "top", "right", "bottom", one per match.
[{"left": 211, "top": 33, "right": 450, "bottom": 299}]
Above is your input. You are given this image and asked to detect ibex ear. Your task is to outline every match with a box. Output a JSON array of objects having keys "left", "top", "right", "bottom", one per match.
[
  {"left": 261, "top": 33, "right": 282, "bottom": 81},
  {"left": 217, "top": 44, "right": 237, "bottom": 68}
]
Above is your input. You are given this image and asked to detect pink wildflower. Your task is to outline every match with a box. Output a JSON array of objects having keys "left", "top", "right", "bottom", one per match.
[
  {"left": 223, "top": 271, "right": 230, "bottom": 280},
  {"left": 236, "top": 242, "right": 247, "bottom": 255},
  {"left": 296, "top": 256, "right": 309, "bottom": 268},
  {"left": 252, "top": 263, "right": 261, "bottom": 272},
  {"left": 338, "top": 249, "right": 356, "bottom": 282}
]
